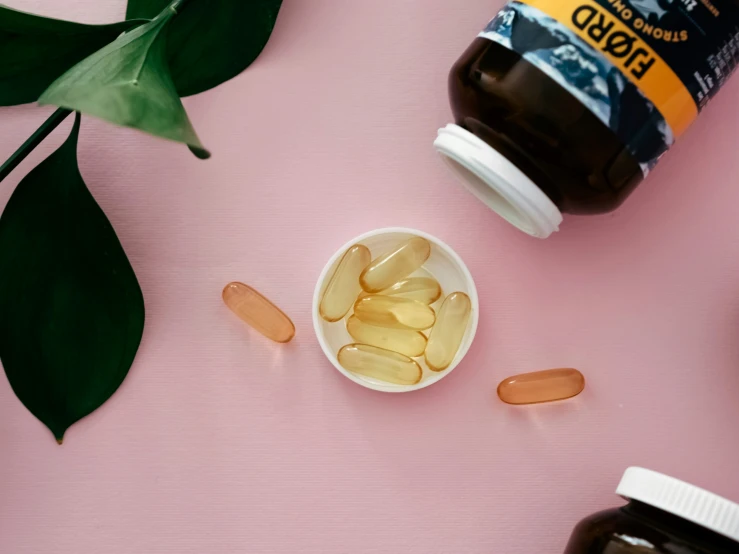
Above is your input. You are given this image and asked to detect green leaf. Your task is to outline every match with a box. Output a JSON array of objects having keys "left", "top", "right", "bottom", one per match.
[
  {"left": 0, "top": 5, "right": 143, "bottom": 107},
  {"left": 38, "top": 7, "right": 209, "bottom": 158},
  {"left": 126, "top": 0, "right": 283, "bottom": 97},
  {"left": 0, "top": 113, "right": 145, "bottom": 443}
]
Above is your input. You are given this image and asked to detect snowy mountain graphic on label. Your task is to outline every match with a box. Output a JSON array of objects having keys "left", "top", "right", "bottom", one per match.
[{"left": 630, "top": 0, "right": 672, "bottom": 20}]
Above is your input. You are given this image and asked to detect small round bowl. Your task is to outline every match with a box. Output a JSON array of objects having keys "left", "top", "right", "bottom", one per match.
[{"left": 313, "top": 227, "right": 479, "bottom": 392}]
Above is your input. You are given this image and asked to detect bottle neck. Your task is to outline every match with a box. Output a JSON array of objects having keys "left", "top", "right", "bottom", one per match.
[
  {"left": 434, "top": 124, "right": 563, "bottom": 238},
  {"left": 623, "top": 501, "right": 739, "bottom": 553}
]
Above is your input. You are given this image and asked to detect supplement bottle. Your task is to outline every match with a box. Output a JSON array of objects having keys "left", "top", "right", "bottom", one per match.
[
  {"left": 563, "top": 467, "right": 739, "bottom": 553},
  {"left": 434, "top": 0, "right": 739, "bottom": 238}
]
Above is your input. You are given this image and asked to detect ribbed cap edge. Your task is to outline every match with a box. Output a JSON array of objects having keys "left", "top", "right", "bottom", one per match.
[{"left": 617, "top": 467, "right": 739, "bottom": 543}]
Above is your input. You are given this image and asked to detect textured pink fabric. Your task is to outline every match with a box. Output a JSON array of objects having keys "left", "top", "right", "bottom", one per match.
[{"left": 2, "top": 1, "right": 739, "bottom": 553}]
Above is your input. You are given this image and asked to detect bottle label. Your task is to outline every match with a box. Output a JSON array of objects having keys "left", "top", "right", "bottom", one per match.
[{"left": 479, "top": 0, "right": 739, "bottom": 173}]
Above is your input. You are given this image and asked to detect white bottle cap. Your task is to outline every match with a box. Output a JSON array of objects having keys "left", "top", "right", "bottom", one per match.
[
  {"left": 434, "top": 123, "right": 563, "bottom": 239},
  {"left": 617, "top": 467, "right": 739, "bottom": 543}
]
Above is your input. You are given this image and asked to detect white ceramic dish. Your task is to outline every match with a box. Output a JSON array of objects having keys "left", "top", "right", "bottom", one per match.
[{"left": 312, "top": 227, "right": 479, "bottom": 392}]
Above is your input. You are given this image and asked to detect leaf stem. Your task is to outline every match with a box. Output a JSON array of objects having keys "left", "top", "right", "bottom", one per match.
[
  {"left": 0, "top": 108, "right": 73, "bottom": 184},
  {"left": 169, "top": 0, "right": 190, "bottom": 14}
]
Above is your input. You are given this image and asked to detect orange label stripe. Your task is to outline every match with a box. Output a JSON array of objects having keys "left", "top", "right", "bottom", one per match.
[{"left": 522, "top": 0, "right": 697, "bottom": 136}]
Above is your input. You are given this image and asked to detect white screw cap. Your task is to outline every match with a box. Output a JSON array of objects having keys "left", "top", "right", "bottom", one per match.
[{"left": 617, "top": 467, "right": 739, "bottom": 544}]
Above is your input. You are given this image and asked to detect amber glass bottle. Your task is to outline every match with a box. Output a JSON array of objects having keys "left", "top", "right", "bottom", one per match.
[
  {"left": 435, "top": 1, "right": 739, "bottom": 238},
  {"left": 563, "top": 468, "right": 739, "bottom": 554}
]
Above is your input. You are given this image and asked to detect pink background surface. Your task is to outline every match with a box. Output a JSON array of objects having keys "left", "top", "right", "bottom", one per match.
[{"left": 2, "top": 1, "right": 739, "bottom": 552}]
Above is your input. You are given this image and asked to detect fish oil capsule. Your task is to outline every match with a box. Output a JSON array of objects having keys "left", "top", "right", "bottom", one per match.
[
  {"left": 360, "top": 237, "right": 431, "bottom": 293},
  {"left": 359, "top": 277, "right": 442, "bottom": 305},
  {"left": 354, "top": 295, "right": 435, "bottom": 331},
  {"left": 319, "top": 244, "right": 371, "bottom": 322},
  {"left": 346, "top": 315, "right": 427, "bottom": 358},
  {"left": 338, "top": 344, "right": 422, "bottom": 386},
  {"left": 425, "top": 292, "right": 471, "bottom": 371},
  {"left": 223, "top": 282, "right": 295, "bottom": 343},
  {"left": 497, "top": 368, "right": 585, "bottom": 405}
]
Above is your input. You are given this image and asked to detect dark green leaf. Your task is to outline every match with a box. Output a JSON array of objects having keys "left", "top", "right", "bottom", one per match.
[
  {"left": 126, "top": 0, "right": 171, "bottom": 21},
  {"left": 38, "top": 7, "right": 209, "bottom": 158},
  {"left": 0, "top": 5, "right": 143, "bottom": 106},
  {"left": 126, "top": 0, "right": 283, "bottom": 97},
  {"left": 0, "top": 113, "right": 145, "bottom": 443}
]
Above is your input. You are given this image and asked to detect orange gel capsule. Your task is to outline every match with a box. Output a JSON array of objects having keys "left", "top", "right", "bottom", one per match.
[
  {"left": 319, "top": 244, "right": 371, "bottom": 322},
  {"left": 425, "top": 292, "right": 471, "bottom": 371},
  {"left": 223, "top": 282, "right": 295, "bottom": 343},
  {"left": 497, "top": 368, "right": 585, "bottom": 405},
  {"left": 354, "top": 295, "right": 436, "bottom": 330},
  {"left": 338, "top": 344, "right": 422, "bottom": 385},
  {"left": 360, "top": 237, "right": 431, "bottom": 293},
  {"left": 359, "top": 277, "right": 442, "bottom": 304},
  {"left": 346, "top": 315, "right": 427, "bottom": 357}
]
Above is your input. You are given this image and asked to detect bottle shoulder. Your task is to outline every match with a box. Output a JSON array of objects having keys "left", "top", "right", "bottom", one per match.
[
  {"left": 448, "top": 39, "right": 643, "bottom": 215},
  {"left": 565, "top": 505, "right": 739, "bottom": 554}
]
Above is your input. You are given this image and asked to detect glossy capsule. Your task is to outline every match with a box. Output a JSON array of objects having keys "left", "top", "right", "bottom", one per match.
[
  {"left": 497, "top": 368, "right": 585, "bottom": 405},
  {"left": 425, "top": 292, "right": 471, "bottom": 371},
  {"left": 354, "top": 295, "right": 436, "bottom": 330},
  {"left": 223, "top": 282, "right": 295, "bottom": 343},
  {"left": 338, "top": 344, "right": 422, "bottom": 385},
  {"left": 359, "top": 277, "right": 442, "bottom": 305},
  {"left": 360, "top": 237, "right": 431, "bottom": 293},
  {"left": 346, "top": 315, "right": 427, "bottom": 357},
  {"left": 319, "top": 244, "right": 371, "bottom": 322}
]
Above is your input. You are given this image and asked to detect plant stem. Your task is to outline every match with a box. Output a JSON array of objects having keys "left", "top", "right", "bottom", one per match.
[
  {"left": 0, "top": 108, "right": 72, "bottom": 184},
  {"left": 1, "top": 0, "right": 192, "bottom": 185},
  {"left": 170, "top": 0, "right": 190, "bottom": 14}
]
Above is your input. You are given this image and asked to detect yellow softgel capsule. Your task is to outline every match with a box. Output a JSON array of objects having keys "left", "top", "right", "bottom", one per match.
[
  {"left": 346, "top": 315, "right": 427, "bottom": 357},
  {"left": 424, "top": 292, "right": 471, "bottom": 371},
  {"left": 359, "top": 277, "right": 442, "bottom": 304},
  {"left": 319, "top": 244, "right": 371, "bottom": 322},
  {"left": 497, "top": 368, "right": 585, "bottom": 405},
  {"left": 354, "top": 295, "right": 436, "bottom": 330},
  {"left": 360, "top": 237, "right": 431, "bottom": 293},
  {"left": 338, "top": 344, "right": 422, "bottom": 385},
  {"left": 223, "top": 282, "right": 295, "bottom": 343}
]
